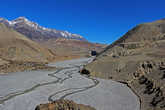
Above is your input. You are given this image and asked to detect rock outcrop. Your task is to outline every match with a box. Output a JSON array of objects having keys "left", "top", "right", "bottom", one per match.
[{"left": 35, "top": 99, "right": 96, "bottom": 110}]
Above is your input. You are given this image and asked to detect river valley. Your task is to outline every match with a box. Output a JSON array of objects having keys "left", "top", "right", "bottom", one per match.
[{"left": 0, "top": 58, "right": 140, "bottom": 110}]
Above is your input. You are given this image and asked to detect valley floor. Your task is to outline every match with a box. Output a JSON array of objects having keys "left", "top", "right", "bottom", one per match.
[{"left": 0, "top": 58, "right": 139, "bottom": 110}]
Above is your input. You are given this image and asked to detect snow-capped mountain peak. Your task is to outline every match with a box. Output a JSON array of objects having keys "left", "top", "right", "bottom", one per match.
[
  {"left": 11, "top": 17, "right": 39, "bottom": 28},
  {"left": 10, "top": 17, "right": 28, "bottom": 24},
  {"left": 15, "top": 16, "right": 29, "bottom": 21},
  {"left": 0, "top": 17, "right": 86, "bottom": 41}
]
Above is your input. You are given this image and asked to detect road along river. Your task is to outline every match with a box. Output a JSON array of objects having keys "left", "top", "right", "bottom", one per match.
[{"left": 0, "top": 58, "right": 140, "bottom": 110}]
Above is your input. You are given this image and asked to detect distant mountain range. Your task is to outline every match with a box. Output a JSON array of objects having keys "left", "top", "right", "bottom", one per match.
[
  {"left": 0, "top": 17, "right": 86, "bottom": 41},
  {"left": 0, "top": 16, "right": 106, "bottom": 60}
]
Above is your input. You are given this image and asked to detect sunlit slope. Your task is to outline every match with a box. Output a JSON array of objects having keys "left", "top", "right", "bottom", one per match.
[
  {"left": 85, "top": 19, "right": 165, "bottom": 110},
  {"left": 0, "top": 23, "right": 54, "bottom": 62}
]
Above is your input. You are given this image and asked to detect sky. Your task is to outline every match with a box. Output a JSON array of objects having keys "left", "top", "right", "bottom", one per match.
[{"left": 0, "top": 0, "right": 164, "bottom": 44}]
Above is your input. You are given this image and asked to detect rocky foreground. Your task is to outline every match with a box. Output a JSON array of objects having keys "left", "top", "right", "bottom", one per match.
[{"left": 35, "top": 99, "right": 96, "bottom": 110}]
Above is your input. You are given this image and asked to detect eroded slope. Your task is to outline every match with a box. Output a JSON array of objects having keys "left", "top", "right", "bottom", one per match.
[{"left": 85, "top": 19, "right": 165, "bottom": 110}]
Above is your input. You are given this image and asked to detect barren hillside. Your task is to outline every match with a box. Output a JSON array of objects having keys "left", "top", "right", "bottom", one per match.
[
  {"left": 0, "top": 23, "right": 55, "bottom": 63},
  {"left": 84, "top": 19, "right": 165, "bottom": 110}
]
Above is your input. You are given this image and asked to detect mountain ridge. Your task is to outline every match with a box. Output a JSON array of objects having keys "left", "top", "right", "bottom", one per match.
[
  {"left": 98, "top": 19, "right": 165, "bottom": 57},
  {"left": 84, "top": 18, "right": 165, "bottom": 110},
  {"left": 0, "top": 23, "right": 57, "bottom": 73},
  {"left": 0, "top": 17, "right": 86, "bottom": 41},
  {"left": 0, "top": 16, "right": 106, "bottom": 60},
  {"left": 0, "top": 23, "right": 55, "bottom": 62}
]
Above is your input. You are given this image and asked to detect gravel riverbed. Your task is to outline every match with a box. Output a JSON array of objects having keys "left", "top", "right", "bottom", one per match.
[{"left": 0, "top": 58, "right": 139, "bottom": 110}]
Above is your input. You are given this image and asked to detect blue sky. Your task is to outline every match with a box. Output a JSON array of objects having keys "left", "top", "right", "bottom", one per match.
[{"left": 0, "top": 0, "right": 164, "bottom": 44}]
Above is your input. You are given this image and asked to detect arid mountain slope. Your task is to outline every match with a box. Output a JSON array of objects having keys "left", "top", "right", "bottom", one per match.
[
  {"left": 84, "top": 19, "right": 165, "bottom": 110},
  {"left": 99, "top": 19, "right": 165, "bottom": 56},
  {"left": 0, "top": 23, "right": 54, "bottom": 63},
  {"left": 41, "top": 38, "right": 106, "bottom": 58},
  {"left": 0, "top": 17, "right": 106, "bottom": 57}
]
